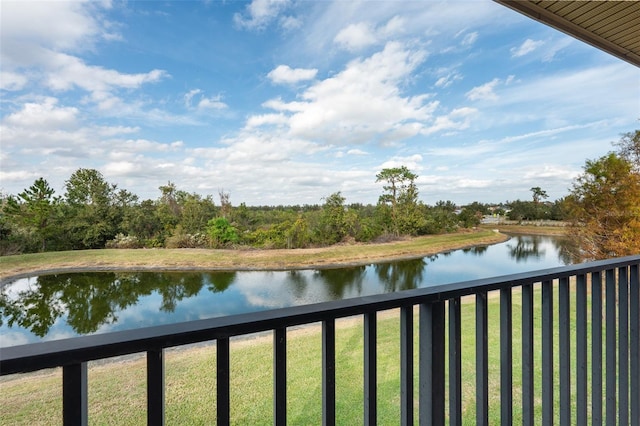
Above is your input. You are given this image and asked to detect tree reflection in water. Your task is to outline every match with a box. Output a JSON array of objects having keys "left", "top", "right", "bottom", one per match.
[
  {"left": 312, "top": 266, "right": 366, "bottom": 299},
  {"left": 507, "top": 235, "right": 546, "bottom": 262},
  {"left": 0, "top": 271, "right": 236, "bottom": 337},
  {"left": 374, "top": 257, "right": 428, "bottom": 292}
]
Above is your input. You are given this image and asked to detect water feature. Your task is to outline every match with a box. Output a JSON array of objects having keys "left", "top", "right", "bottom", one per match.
[{"left": 0, "top": 235, "right": 571, "bottom": 347}]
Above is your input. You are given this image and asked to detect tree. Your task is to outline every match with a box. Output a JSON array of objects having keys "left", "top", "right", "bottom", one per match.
[
  {"left": 207, "top": 217, "right": 238, "bottom": 248},
  {"left": 318, "top": 192, "right": 348, "bottom": 244},
  {"left": 64, "top": 168, "right": 117, "bottom": 248},
  {"left": 3, "top": 178, "right": 59, "bottom": 252},
  {"left": 376, "top": 166, "right": 420, "bottom": 235},
  {"left": 530, "top": 187, "right": 548, "bottom": 204},
  {"left": 613, "top": 129, "right": 640, "bottom": 171},
  {"left": 565, "top": 152, "right": 640, "bottom": 260}
]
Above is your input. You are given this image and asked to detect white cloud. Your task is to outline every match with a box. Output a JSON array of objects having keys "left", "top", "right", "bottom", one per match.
[
  {"left": 0, "top": 71, "right": 28, "bottom": 91},
  {"left": 461, "top": 31, "right": 478, "bottom": 46},
  {"left": 333, "top": 16, "right": 407, "bottom": 52},
  {"left": 435, "top": 71, "right": 463, "bottom": 88},
  {"left": 198, "top": 96, "right": 227, "bottom": 110},
  {"left": 259, "top": 42, "right": 434, "bottom": 145},
  {"left": 334, "top": 22, "right": 377, "bottom": 51},
  {"left": 234, "top": 0, "right": 291, "bottom": 30},
  {"left": 347, "top": 149, "right": 368, "bottom": 156},
  {"left": 511, "top": 38, "right": 544, "bottom": 57},
  {"left": 466, "top": 78, "right": 500, "bottom": 101},
  {"left": 0, "top": 0, "right": 116, "bottom": 53},
  {"left": 267, "top": 65, "right": 318, "bottom": 85},
  {"left": 3, "top": 97, "right": 78, "bottom": 130}
]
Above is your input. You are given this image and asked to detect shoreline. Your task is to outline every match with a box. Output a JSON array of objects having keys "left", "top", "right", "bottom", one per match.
[{"left": 0, "top": 230, "right": 515, "bottom": 284}]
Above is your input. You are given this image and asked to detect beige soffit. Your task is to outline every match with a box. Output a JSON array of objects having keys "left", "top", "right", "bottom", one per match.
[{"left": 494, "top": 0, "right": 640, "bottom": 67}]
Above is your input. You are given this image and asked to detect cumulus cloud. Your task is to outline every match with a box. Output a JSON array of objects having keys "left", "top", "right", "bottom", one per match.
[
  {"left": 511, "top": 38, "right": 545, "bottom": 57},
  {"left": 0, "top": 0, "right": 117, "bottom": 53},
  {"left": 267, "top": 65, "right": 318, "bottom": 85},
  {"left": 234, "top": 0, "right": 291, "bottom": 30},
  {"left": 0, "top": 71, "right": 28, "bottom": 91},
  {"left": 466, "top": 78, "right": 500, "bottom": 101},
  {"left": 334, "top": 22, "right": 377, "bottom": 51},
  {"left": 3, "top": 97, "right": 78, "bottom": 130},
  {"left": 334, "top": 16, "right": 406, "bottom": 52},
  {"left": 252, "top": 42, "right": 435, "bottom": 145}
]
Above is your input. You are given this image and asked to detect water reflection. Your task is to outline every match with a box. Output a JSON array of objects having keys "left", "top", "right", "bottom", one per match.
[
  {"left": 507, "top": 235, "right": 546, "bottom": 262},
  {"left": 0, "top": 235, "right": 571, "bottom": 346},
  {"left": 374, "top": 258, "right": 426, "bottom": 292},
  {"left": 313, "top": 266, "right": 366, "bottom": 299}
]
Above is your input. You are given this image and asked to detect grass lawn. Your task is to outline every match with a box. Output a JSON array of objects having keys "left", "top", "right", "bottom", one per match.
[{"left": 2, "top": 283, "right": 604, "bottom": 425}]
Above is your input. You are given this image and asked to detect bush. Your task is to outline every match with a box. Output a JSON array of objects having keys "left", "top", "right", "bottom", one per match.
[
  {"left": 165, "top": 231, "right": 209, "bottom": 248},
  {"left": 105, "top": 233, "right": 141, "bottom": 249}
]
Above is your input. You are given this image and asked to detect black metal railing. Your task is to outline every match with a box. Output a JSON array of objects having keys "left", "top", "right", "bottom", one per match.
[{"left": 2, "top": 255, "right": 639, "bottom": 425}]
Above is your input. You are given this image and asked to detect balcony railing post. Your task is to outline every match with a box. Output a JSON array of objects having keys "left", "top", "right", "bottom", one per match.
[
  {"left": 541, "top": 280, "right": 554, "bottom": 425},
  {"left": 217, "top": 337, "right": 230, "bottom": 425},
  {"left": 592, "top": 271, "right": 603, "bottom": 424},
  {"left": 606, "top": 268, "right": 617, "bottom": 424},
  {"left": 522, "top": 283, "right": 534, "bottom": 426},
  {"left": 630, "top": 263, "right": 640, "bottom": 426},
  {"left": 559, "top": 277, "right": 570, "bottom": 425},
  {"left": 274, "top": 328, "right": 287, "bottom": 425},
  {"left": 147, "top": 349, "right": 165, "bottom": 426},
  {"left": 449, "top": 298, "right": 462, "bottom": 426},
  {"left": 419, "top": 301, "right": 445, "bottom": 426},
  {"left": 63, "top": 362, "right": 88, "bottom": 426},
  {"left": 619, "top": 266, "right": 629, "bottom": 426},
  {"left": 364, "top": 312, "right": 377, "bottom": 425},
  {"left": 476, "top": 291, "right": 488, "bottom": 426},
  {"left": 322, "top": 319, "right": 336, "bottom": 426},
  {"left": 400, "top": 306, "right": 414, "bottom": 426},
  {"left": 576, "top": 273, "right": 588, "bottom": 425},
  {"left": 500, "top": 288, "right": 512, "bottom": 425}
]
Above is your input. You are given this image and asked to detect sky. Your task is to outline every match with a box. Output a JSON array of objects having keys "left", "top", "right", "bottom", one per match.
[{"left": 1, "top": 0, "right": 639, "bottom": 207}]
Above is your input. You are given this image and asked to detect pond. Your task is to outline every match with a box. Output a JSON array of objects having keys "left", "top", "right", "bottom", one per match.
[{"left": 0, "top": 234, "right": 572, "bottom": 347}]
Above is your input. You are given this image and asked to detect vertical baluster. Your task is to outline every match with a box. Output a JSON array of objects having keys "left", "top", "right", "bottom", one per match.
[
  {"left": 522, "top": 283, "right": 534, "bottom": 426},
  {"left": 559, "top": 277, "right": 570, "bottom": 425},
  {"left": 147, "top": 349, "right": 165, "bottom": 426},
  {"left": 576, "top": 274, "right": 588, "bottom": 425},
  {"left": 630, "top": 263, "right": 640, "bottom": 426},
  {"left": 500, "top": 288, "right": 512, "bottom": 425},
  {"left": 364, "top": 312, "right": 377, "bottom": 425},
  {"left": 400, "top": 306, "right": 414, "bottom": 426},
  {"left": 419, "top": 301, "right": 445, "bottom": 426},
  {"left": 606, "top": 268, "right": 617, "bottom": 424},
  {"left": 449, "top": 298, "right": 462, "bottom": 426},
  {"left": 476, "top": 291, "right": 488, "bottom": 426},
  {"left": 619, "top": 266, "right": 629, "bottom": 425},
  {"left": 63, "top": 362, "right": 88, "bottom": 426},
  {"left": 541, "top": 280, "right": 553, "bottom": 425},
  {"left": 274, "top": 328, "right": 287, "bottom": 425},
  {"left": 217, "top": 338, "right": 230, "bottom": 425},
  {"left": 322, "top": 319, "right": 336, "bottom": 426},
  {"left": 593, "top": 271, "right": 603, "bottom": 424}
]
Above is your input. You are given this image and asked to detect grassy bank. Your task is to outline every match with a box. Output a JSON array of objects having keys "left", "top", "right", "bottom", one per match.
[
  {"left": 1, "top": 286, "right": 589, "bottom": 424},
  {"left": 0, "top": 230, "right": 509, "bottom": 282}
]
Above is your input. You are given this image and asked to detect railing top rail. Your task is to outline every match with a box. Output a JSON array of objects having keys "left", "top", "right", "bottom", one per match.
[{"left": 1, "top": 254, "right": 638, "bottom": 375}]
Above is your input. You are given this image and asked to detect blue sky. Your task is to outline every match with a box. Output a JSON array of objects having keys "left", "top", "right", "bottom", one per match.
[{"left": 1, "top": 0, "right": 638, "bottom": 206}]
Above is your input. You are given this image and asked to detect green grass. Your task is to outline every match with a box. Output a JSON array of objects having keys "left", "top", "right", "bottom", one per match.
[{"left": 2, "top": 282, "right": 614, "bottom": 425}]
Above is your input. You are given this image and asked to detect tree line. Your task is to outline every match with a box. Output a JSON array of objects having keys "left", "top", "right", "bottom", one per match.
[{"left": 1, "top": 130, "right": 638, "bottom": 261}]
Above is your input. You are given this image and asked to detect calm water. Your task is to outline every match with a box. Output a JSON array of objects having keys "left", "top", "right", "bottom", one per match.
[{"left": 0, "top": 235, "right": 571, "bottom": 347}]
